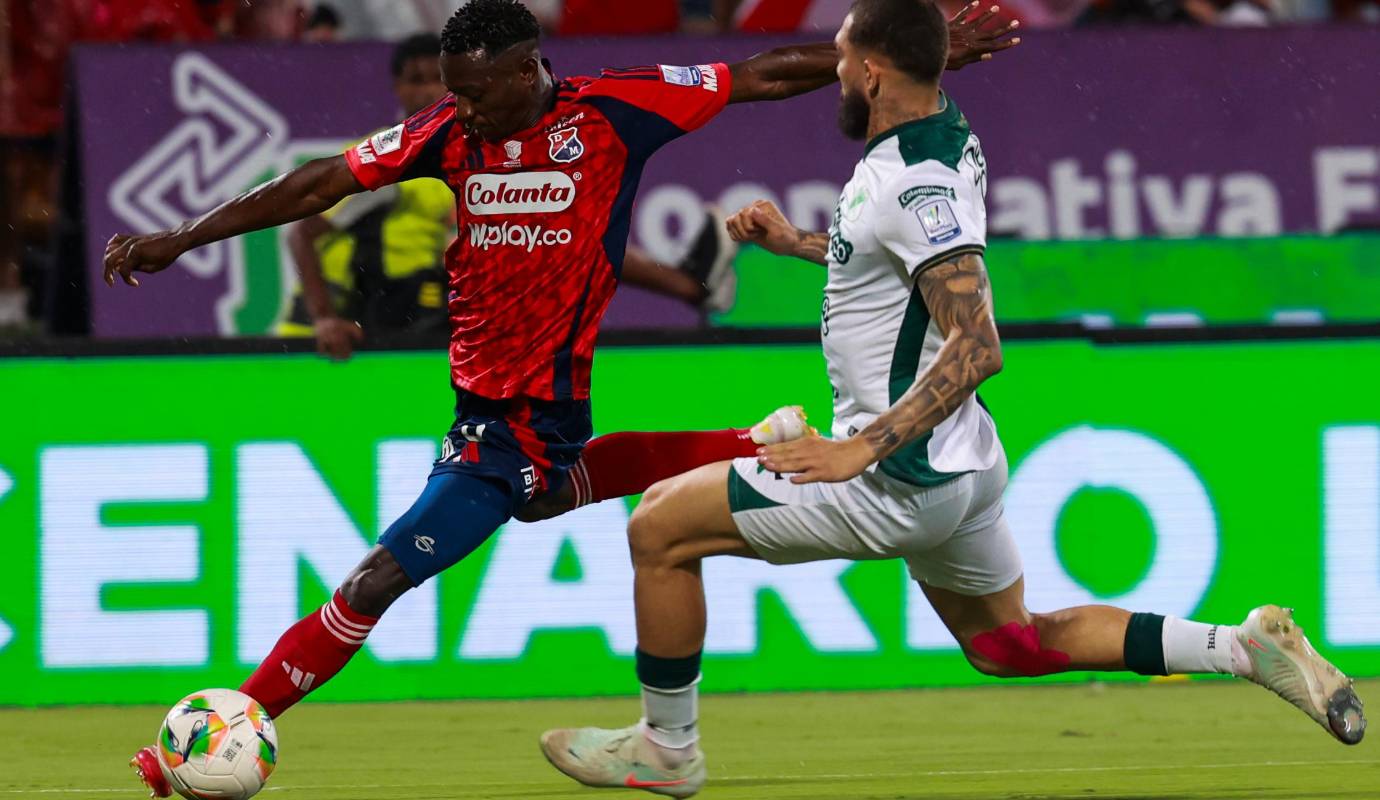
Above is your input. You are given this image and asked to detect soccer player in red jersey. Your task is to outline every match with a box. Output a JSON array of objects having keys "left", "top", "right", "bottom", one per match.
[{"left": 106, "top": 1, "right": 1016, "bottom": 794}]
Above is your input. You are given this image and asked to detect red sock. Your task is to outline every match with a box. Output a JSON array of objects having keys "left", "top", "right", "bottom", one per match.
[
  {"left": 239, "top": 590, "right": 378, "bottom": 718},
  {"left": 569, "top": 429, "right": 758, "bottom": 506}
]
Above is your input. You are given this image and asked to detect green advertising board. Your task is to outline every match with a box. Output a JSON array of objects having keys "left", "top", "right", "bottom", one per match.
[
  {"left": 3, "top": 338, "right": 1380, "bottom": 707},
  {"left": 718, "top": 234, "right": 1380, "bottom": 328}
]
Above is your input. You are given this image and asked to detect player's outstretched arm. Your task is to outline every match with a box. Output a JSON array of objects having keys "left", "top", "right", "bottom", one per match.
[
  {"left": 103, "top": 155, "right": 363, "bottom": 287},
  {"left": 725, "top": 2, "right": 1019, "bottom": 104},
  {"left": 758, "top": 252, "right": 1001, "bottom": 483},
  {"left": 726, "top": 200, "right": 828, "bottom": 266},
  {"left": 727, "top": 42, "right": 840, "bottom": 104}
]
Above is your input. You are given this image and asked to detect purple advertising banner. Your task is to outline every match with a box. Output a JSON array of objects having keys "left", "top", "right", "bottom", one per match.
[{"left": 78, "top": 29, "right": 1380, "bottom": 337}]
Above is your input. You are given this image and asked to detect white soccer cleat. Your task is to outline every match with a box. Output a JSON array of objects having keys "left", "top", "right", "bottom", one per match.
[
  {"left": 540, "top": 724, "right": 706, "bottom": 798},
  {"left": 749, "top": 405, "right": 813, "bottom": 445},
  {"left": 1237, "top": 605, "right": 1365, "bottom": 744},
  {"left": 678, "top": 206, "right": 739, "bottom": 315}
]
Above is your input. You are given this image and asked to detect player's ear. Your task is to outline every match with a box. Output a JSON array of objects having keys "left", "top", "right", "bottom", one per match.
[
  {"left": 862, "top": 58, "right": 881, "bottom": 99},
  {"left": 517, "top": 53, "right": 541, "bottom": 87}
]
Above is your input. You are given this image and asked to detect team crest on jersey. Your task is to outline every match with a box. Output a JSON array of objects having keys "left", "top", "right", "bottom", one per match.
[{"left": 547, "top": 127, "right": 585, "bottom": 163}]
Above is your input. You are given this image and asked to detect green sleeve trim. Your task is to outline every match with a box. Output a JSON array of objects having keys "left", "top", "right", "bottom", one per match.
[{"left": 910, "top": 244, "right": 986, "bottom": 279}]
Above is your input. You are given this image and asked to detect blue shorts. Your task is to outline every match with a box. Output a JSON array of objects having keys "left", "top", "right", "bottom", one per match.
[{"left": 378, "top": 388, "right": 592, "bottom": 585}]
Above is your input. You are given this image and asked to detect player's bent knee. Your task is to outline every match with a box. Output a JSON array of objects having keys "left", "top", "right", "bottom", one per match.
[
  {"left": 513, "top": 485, "right": 574, "bottom": 523},
  {"left": 626, "top": 482, "right": 678, "bottom": 569},
  {"left": 963, "top": 621, "right": 1072, "bottom": 678},
  {"left": 626, "top": 510, "right": 670, "bottom": 569},
  {"left": 959, "top": 648, "right": 1020, "bottom": 678},
  {"left": 338, "top": 546, "right": 413, "bottom": 617},
  {"left": 637, "top": 476, "right": 676, "bottom": 508}
]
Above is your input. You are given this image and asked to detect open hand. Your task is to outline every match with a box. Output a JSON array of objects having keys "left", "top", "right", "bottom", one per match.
[
  {"left": 758, "top": 436, "right": 876, "bottom": 485},
  {"left": 726, "top": 200, "right": 801, "bottom": 258},
  {"left": 103, "top": 231, "right": 186, "bottom": 287},
  {"left": 946, "top": 2, "right": 1021, "bottom": 71}
]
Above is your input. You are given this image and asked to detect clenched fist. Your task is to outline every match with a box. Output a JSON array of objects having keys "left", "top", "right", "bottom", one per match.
[{"left": 725, "top": 200, "right": 802, "bottom": 257}]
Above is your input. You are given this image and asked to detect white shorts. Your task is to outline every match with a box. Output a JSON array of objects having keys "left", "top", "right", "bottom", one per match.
[{"left": 727, "top": 448, "right": 1022, "bottom": 596}]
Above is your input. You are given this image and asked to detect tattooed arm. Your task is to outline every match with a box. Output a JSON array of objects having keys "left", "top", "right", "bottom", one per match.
[
  {"left": 757, "top": 252, "right": 1001, "bottom": 483},
  {"left": 725, "top": 200, "right": 829, "bottom": 266},
  {"left": 858, "top": 252, "right": 1002, "bottom": 459}
]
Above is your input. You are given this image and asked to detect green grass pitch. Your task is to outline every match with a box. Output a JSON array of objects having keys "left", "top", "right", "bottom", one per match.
[{"left": 3, "top": 680, "right": 1377, "bottom": 799}]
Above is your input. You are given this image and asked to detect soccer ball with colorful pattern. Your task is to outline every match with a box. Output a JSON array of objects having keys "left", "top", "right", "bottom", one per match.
[{"left": 152, "top": 689, "right": 279, "bottom": 800}]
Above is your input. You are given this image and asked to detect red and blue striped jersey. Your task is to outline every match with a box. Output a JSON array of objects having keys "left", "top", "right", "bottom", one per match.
[{"left": 344, "top": 61, "right": 732, "bottom": 401}]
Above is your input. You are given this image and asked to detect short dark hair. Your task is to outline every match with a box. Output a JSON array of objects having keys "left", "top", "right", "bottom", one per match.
[
  {"left": 307, "top": 4, "right": 341, "bottom": 30},
  {"left": 441, "top": 0, "right": 541, "bottom": 59},
  {"left": 848, "top": 0, "right": 948, "bottom": 85},
  {"left": 391, "top": 33, "right": 442, "bottom": 77}
]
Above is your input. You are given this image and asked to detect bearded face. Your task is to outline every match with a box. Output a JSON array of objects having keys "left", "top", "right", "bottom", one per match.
[{"left": 836, "top": 84, "right": 871, "bottom": 141}]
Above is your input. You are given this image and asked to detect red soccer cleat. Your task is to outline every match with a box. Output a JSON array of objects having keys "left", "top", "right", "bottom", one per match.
[{"left": 130, "top": 746, "right": 172, "bottom": 798}]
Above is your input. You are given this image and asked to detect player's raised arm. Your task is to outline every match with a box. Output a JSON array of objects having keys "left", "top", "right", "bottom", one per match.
[
  {"left": 727, "top": 41, "right": 840, "bottom": 104},
  {"left": 944, "top": 1, "right": 1020, "bottom": 71},
  {"left": 104, "top": 155, "right": 364, "bottom": 287},
  {"left": 725, "top": 200, "right": 829, "bottom": 266},
  {"left": 726, "top": 2, "right": 1019, "bottom": 104}
]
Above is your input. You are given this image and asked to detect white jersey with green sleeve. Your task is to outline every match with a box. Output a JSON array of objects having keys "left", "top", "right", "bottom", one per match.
[{"left": 821, "top": 93, "right": 1001, "bottom": 487}]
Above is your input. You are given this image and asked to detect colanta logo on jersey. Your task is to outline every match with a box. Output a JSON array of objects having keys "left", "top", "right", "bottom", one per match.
[
  {"left": 468, "top": 221, "right": 573, "bottom": 252},
  {"left": 464, "top": 172, "right": 576, "bottom": 215}
]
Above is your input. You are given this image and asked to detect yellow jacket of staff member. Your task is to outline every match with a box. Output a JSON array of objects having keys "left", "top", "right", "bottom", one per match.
[{"left": 278, "top": 172, "right": 456, "bottom": 336}]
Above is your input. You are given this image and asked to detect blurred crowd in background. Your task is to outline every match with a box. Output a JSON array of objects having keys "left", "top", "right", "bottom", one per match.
[{"left": 1, "top": 0, "right": 1376, "bottom": 336}]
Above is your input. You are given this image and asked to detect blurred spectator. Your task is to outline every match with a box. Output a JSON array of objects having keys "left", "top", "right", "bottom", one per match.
[
  {"left": 1184, "top": 0, "right": 1272, "bottom": 24},
  {"left": 712, "top": 0, "right": 851, "bottom": 31},
  {"left": 1331, "top": 0, "right": 1380, "bottom": 19},
  {"left": 558, "top": 0, "right": 681, "bottom": 34},
  {"left": 304, "top": 3, "right": 343, "bottom": 41},
  {"left": 277, "top": 34, "right": 454, "bottom": 358},
  {"left": 232, "top": 0, "right": 306, "bottom": 40},
  {"left": 1078, "top": 0, "right": 1198, "bottom": 23},
  {"left": 343, "top": 0, "right": 460, "bottom": 39}
]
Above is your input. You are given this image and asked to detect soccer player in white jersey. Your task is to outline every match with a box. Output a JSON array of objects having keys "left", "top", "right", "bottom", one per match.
[{"left": 539, "top": 0, "right": 1365, "bottom": 796}]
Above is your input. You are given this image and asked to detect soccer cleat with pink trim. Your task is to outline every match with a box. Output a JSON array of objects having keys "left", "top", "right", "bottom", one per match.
[
  {"left": 540, "top": 724, "right": 706, "bottom": 798},
  {"left": 1237, "top": 605, "right": 1365, "bottom": 744},
  {"left": 130, "top": 746, "right": 172, "bottom": 798}
]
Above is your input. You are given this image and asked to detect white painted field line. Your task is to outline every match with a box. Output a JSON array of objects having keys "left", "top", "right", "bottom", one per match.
[{"left": 5, "top": 759, "right": 1377, "bottom": 795}]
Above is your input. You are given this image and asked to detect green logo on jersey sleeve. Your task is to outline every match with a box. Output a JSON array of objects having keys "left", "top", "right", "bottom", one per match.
[{"left": 898, "top": 185, "right": 956, "bottom": 208}]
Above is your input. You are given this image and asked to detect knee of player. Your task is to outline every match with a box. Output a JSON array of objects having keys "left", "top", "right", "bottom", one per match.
[
  {"left": 338, "top": 548, "right": 412, "bottom": 616},
  {"left": 959, "top": 621, "right": 1071, "bottom": 679},
  {"left": 959, "top": 646, "right": 1022, "bottom": 678},
  {"left": 514, "top": 494, "right": 566, "bottom": 523},
  {"left": 627, "top": 484, "right": 678, "bottom": 568}
]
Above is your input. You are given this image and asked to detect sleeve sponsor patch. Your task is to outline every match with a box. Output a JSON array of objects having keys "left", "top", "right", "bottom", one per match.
[
  {"left": 370, "top": 124, "right": 404, "bottom": 156},
  {"left": 898, "top": 184, "right": 956, "bottom": 208},
  {"left": 658, "top": 64, "right": 719, "bottom": 92},
  {"left": 915, "top": 198, "right": 962, "bottom": 245},
  {"left": 659, "top": 65, "right": 703, "bottom": 86}
]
